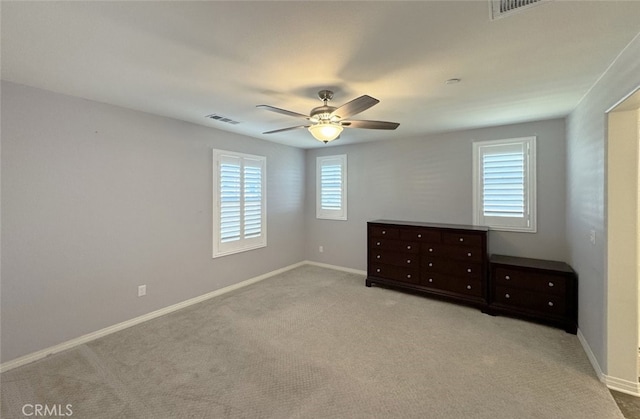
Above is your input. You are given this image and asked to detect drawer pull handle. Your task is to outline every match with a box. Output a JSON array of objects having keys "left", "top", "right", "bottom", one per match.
[
  {"left": 376, "top": 255, "right": 381, "bottom": 259},
  {"left": 417, "top": 234, "right": 422, "bottom": 238},
  {"left": 548, "top": 282, "right": 554, "bottom": 287},
  {"left": 459, "top": 237, "right": 464, "bottom": 242},
  {"left": 505, "top": 293, "right": 510, "bottom": 299},
  {"left": 467, "top": 268, "right": 472, "bottom": 273},
  {"left": 429, "top": 248, "right": 433, "bottom": 252},
  {"left": 376, "top": 241, "right": 381, "bottom": 246},
  {"left": 428, "top": 262, "right": 433, "bottom": 267},
  {"left": 407, "top": 245, "right": 411, "bottom": 250},
  {"left": 407, "top": 274, "right": 412, "bottom": 279},
  {"left": 406, "top": 259, "right": 411, "bottom": 264},
  {"left": 466, "top": 285, "right": 472, "bottom": 290},
  {"left": 376, "top": 268, "right": 381, "bottom": 273},
  {"left": 548, "top": 301, "right": 554, "bottom": 307},
  {"left": 428, "top": 278, "right": 433, "bottom": 283},
  {"left": 467, "top": 252, "right": 472, "bottom": 257},
  {"left": 382, "top": 230, "right": 386, "bottom": 235},
  {"left": 505, "top": 275, "right": 511, "bottom": 280}
]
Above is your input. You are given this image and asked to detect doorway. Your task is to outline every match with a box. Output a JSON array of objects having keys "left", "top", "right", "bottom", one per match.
[{"left": 606, "top": 87, "right": 640, "bottom": 396}]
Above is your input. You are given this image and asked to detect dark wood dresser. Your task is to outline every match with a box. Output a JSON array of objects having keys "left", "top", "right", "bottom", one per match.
[
  {"left": 366, "top": 220, "right": 489, "bottom": 308},
  {"left": 487, "top": 254, "right": 578, "bottom": 334}
]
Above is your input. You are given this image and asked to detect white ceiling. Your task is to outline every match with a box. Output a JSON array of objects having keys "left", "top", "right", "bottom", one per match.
[{"left": 2, "top": 1, "right": 640, "bottom": 149}]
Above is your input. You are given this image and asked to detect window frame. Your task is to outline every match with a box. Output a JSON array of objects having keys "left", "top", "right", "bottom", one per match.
[
  {"left": 316, "top": 154, "right": 348, "bottom": 221},
  {"left": 472, "top": 136, "right": 537, "bottom": 233},
  {"left": 212, "top": 149, "right": 267, "bottom": 258}
]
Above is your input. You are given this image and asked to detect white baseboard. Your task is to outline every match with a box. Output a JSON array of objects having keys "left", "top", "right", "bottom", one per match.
[
  {"left": 577, "top": 328, "right": 605, "bottom": 381},
  {"left": 303, "top": 260, "right": 367, "bottom": 276},
  {"left": 604, "top": 375, "right": 640, "bottom": 397},
  {"left": 0, "top": 261, "right": 308, "bottom": 373},
  {"left": 577, "top": 328, "right": 640, "bottom": 397}
]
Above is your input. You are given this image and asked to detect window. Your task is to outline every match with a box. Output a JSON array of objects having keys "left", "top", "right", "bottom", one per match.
[
  {"left": 212, "top": 149, "right": 266, "bottom": 257},
  {"left": 316, "top": 154, "right": 347, "bottom": 220},
  {"left": 472, "top": 137, "right": 536, "bottom": 232}
]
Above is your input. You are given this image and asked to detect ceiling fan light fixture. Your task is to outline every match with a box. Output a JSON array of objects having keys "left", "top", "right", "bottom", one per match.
[
  {"left": 308, "top": 123, "right": 343, "bottom": 143},
  {"left": 259, "top": 90, "right": 398, "bottom": 143}
]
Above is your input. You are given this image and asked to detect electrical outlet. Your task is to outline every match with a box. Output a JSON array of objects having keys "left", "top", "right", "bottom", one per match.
[
  {"left": 319, "top": 246, "right": 324, "bottom": 253},
  {"left": 589, "top": 230, "right": 596, "bottom": 245},
  {"left": 138, "top": 285, "right": 146, "bottom": 297}
]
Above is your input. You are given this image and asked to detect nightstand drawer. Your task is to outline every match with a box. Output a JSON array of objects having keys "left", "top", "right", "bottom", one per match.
[
  {"left": 494, "top": 267, "right": 567, "bottom": 295},
  {"left": 494, "top": 286, "right": 566, "bottom": 316}
]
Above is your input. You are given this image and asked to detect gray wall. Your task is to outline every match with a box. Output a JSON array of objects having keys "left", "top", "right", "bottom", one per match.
[
  {"left": 566, "top": 34, "right": 640, "bottom": 374},
  {"left": 1, "top": 82, "right": 306, "bottom": 363},
  {"left": 304, "top": 118, "right": 568, "bottom": 271}
]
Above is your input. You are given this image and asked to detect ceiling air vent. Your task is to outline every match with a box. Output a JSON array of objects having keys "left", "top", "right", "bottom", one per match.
[
  {"left": 490, "top": 0, "right": 546, "bottom": 19},
  {"left": 205, "top": 113, "right": 241, "bottom": 125}
]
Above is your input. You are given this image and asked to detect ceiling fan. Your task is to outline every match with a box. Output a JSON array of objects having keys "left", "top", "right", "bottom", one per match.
[{"left": 257, "top": 90, "right": 400, "bottom": 144}]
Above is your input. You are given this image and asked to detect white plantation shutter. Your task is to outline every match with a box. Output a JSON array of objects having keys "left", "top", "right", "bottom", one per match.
[
  {"left": 219, "top": 156, "right": 242, "bottom": 243},
  {"left": 317, "top": 155, "right": 347, "bottom": 220},
  {"left": 243, "top": 160, "right": 263, "bottom": 239},
  {"left": 482, "top": 145, "right": 525, "bottom": 218},
  {"left": 321, "top": 163, "right": 342, "bottom": 211},
  {"left": 213, "top": 150, "right": 266, "bottom": 257},
  {"left": 473, "top": 137, "right": 536, "bottom": 232}
]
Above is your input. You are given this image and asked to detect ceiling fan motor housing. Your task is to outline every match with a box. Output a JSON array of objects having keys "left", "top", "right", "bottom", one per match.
[{"left": 310, "top": 105, "right": 339, "bottom": 123}]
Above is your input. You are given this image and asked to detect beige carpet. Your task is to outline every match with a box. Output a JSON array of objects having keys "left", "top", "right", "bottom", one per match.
[{"left": 1, "top": 265, "right": 625, "bottom": 418}]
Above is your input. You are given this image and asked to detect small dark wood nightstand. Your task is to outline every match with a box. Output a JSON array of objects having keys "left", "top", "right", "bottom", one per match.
[{"left": 485, "top": 254, "right": 578, "bottom": 334}]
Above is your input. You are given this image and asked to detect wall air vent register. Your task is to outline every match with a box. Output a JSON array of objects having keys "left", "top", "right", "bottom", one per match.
[
  {"left": 490, "top": 0, "right": 546, "bottom": 20},
  {"left": 205, "top": 114, "right": 241, "bottom": 125}
]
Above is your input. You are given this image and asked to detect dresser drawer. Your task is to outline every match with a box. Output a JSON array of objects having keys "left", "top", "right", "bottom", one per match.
[
  {"left": 422, "top": 258, "right": 483, "bottom": 280},
  {"left": 369, "top": 263, "right": 419, "bottom": 284},
  {"left": 369, "top": 237, "right": 419, "bottom": 253},
  {"left": 493, "top": 286, "right": 566, "bottom": 316},
  {"left": 422, "top": 244, "right": 484, "bottom": 262},
  {"left": 494, "top": 267, "right": 567, "bottom": 295},
  {"left": 369, "top": 225, "right": 400, "bottom": 239},
  {"left": 370, "top": 250, "right": 418, "bottom": 268},
  {"left": 421, "top": 273, "right": 482, "bottom": 297},
  {"left": 442, "top": 231, "right": 483, "bottom": 248},
  {"left": 400, "top": 228, "right": 441, "bottom": 243}
]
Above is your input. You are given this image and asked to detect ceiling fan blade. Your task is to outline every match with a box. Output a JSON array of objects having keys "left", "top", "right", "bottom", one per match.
[
  {"left": 331, "top": 95, "right": 379, "bottom": 119},
  {"left": 262, "top": 125, "right": 310, "bottom": 134},
  {"left": 256, "top": 105, "right": 309, "bottom": 119},
  {"left": 341, "top": 120, "right": 400, "bottom": 130}
]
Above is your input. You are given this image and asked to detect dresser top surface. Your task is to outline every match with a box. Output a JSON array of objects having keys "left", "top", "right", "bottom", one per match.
[
  {"left": 369, "top": 219, "right": 489, "bottom": 232},
  {"left": 490, "top": 254, "right": 575, "bottom": 273}
]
